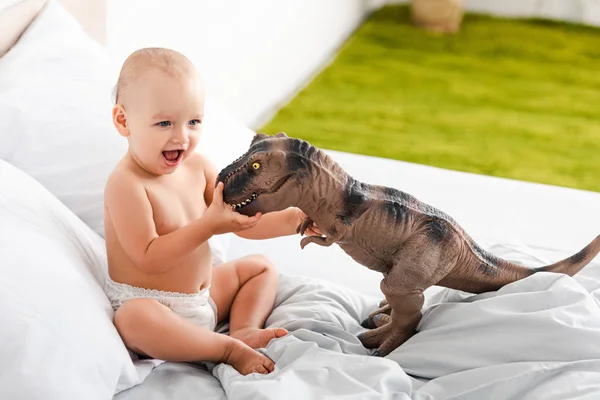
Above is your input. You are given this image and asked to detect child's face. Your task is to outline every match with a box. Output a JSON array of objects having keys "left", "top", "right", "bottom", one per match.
[{"left": 114, "top": 68, "right": 205, "bottom": 175}]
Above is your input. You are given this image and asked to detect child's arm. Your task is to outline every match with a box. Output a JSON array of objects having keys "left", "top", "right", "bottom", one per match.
[
  {"left": 233, "top": 207, "right": 303, "bottom": 240},
  {"left": 105, "top": 171, "right": 259, "bottom": 275}
]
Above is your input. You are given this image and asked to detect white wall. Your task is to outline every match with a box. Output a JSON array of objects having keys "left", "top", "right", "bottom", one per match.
[
  {"left": 105, "top": 0, "right": 600, "bottom": 130},
  {"left": 464, "top": 0, "right": 600, "bottom": 26},
  {"left": 391, "top": 0, "right": 600, "bottom": 26},
  {"left": 106, "top": 0, "right": 385, "bottom": 129}
]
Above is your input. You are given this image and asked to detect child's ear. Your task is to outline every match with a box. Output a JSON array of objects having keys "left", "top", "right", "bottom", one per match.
[{"left": 112, "top": 104, "right": 130, "bottom": 137}]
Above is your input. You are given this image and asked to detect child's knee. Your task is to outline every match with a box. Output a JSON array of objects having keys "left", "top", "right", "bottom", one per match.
[
  {"left": 251, "top": 254, "right": 276, "bottom": 275},
  {"left": 240, "top": 254, "right": 277, "bottom": 280}
]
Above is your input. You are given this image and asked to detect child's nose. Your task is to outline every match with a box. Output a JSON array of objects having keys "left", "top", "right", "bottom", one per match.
[{"left": 173, "top": 127, "right": 189, "bottom": 144}]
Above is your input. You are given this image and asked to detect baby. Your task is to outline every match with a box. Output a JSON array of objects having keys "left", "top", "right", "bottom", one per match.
[{"left": 103, "top": 47, "right": 318, "bottom": 375}]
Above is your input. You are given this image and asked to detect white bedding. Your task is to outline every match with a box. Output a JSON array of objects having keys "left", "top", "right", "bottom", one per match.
[{"left": 116, "top": 239, "right": 600, "bottom": 399}]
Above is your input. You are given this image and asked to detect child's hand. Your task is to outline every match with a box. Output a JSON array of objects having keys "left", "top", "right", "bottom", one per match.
[
  {"left": 305, "top": 222, "right": 322, "bottom": 237},
  {"left": 296, "top": 209, "right": 323, "bottom": 236},
  {"left": 205, "top": 182, "right": 261, "bottom": 235}
]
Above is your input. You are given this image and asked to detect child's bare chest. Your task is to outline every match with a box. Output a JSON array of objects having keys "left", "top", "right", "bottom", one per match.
[{"left": 145, "top": 172, "right": 207, "bottom": 235}]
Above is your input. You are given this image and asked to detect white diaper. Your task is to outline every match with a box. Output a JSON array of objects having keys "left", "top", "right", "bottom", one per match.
[{"left": 104, "top": 277, "right": 218, "bottom": 331}]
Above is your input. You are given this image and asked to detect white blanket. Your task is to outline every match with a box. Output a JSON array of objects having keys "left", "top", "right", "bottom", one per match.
[
  {"left": 213, "top": 274, "right": 408, "bottom": 399},
  {"left": 118, "top": 240, "right": 600, "bottom": 399}
]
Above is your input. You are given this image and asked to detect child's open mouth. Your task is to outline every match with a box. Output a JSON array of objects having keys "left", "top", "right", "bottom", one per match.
[{"left": 162, "top": 150, "right": 183, "bottom": 166}]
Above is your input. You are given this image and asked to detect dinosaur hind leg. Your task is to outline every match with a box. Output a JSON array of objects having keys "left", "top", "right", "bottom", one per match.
[
  {"left": 358, "top": 290, "right": 424, "bottom": 356},
  {"left": 359, "top": 226, "right": 460, "bottom": 356},
  {"left": 360, "top": 303, "right": 392, "bottom": 329}
]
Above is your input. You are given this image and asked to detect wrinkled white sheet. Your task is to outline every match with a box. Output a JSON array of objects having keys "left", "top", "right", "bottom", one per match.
[
  {"left": 212, "top": 274, "right": 410, "bottom": 400},
  {"left": 117, "top": 240, "right": 600, "bottom": 399}
]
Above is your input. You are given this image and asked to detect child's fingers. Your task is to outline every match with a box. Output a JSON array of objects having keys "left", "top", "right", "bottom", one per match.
[
  {"left": 235, "top": 212, "right": 261, "bottom": 229},
  {"left": 306, "top": 226, "right": 323, "bottom": 236},
  {"left": 244, "top": 214, "right": 261, "bottom": 227},
  {"left": 235, "top": 211, "right": 260, "bottom": 221},
  {"left": 213, "top": 182, "right": 224, "bottom": 202},
  {"left": 250, "top": 212, "right": 262, "bottom": 222}
]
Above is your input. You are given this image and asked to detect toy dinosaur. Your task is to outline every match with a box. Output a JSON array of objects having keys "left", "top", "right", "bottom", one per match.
[{"left": 216, "top": 132, "right": 600, "bottom": 357}]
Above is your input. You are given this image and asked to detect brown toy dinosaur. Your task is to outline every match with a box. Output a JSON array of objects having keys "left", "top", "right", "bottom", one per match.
[{"left": 216, "top": 132, "right": 600, "bottom": 357}]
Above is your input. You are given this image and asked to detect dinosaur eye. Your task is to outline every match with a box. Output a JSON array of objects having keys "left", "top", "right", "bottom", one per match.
[{"left": 252, "top": 162, "right": 261, "bottom": 170}]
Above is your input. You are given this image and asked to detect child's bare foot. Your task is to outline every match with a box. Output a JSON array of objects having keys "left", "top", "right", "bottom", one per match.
[
  {"left": 224, "top": 340, "right": 275, "bottom": 375},
  {"left": 230, "top": 327, "right": 288, "bottom": 349}
]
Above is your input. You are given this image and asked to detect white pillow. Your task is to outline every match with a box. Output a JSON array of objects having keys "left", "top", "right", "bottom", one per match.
[
  {"left": 0, "top": 159, "right": 143, "bottom": 397},
  {"left": 0, "top": 0, "right": 124, "bottom": 238},
  {"left": 0, "top": 0, "right": 46, "bottom": 57},
  {"left": 0, "top": 0, "right": 237, "bottom": 263}
]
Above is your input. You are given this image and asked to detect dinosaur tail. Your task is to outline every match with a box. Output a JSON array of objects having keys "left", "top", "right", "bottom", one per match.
[
  {"left": 491, "top": 234, "right": 600, "bottom": 289},
  {"left": 533, "top": 234, "right": 600, "bottom": 275},
  {"left": 451, "top": 234, "right": 600, "bottom": 294}
]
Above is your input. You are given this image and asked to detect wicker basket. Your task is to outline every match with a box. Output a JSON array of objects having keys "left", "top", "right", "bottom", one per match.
[{"left": 411, "top": 0, "right": 464, "bottom": 33}]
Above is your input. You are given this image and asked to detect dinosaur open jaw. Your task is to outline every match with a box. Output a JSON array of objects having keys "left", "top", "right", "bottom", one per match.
[{"left": 226, "top": 174, "right": 292, "bottom": 210}]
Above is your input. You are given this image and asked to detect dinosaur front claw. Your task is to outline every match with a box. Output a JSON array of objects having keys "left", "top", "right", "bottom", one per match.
[
  {"left": 296, "top": 217, "right": 314, "bottom": 236},
  {"left": 300, "top": 235, "right": 320, "bottom": 249},
  {"left": 300, "top": 234, "right": 335, "bottom": 249}
]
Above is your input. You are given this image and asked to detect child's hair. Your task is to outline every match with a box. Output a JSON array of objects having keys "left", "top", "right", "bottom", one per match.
[{"left": 113, "top": 47, "right": 196, "bottom": 105}]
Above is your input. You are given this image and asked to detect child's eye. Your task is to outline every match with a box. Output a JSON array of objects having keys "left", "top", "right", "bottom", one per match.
[
  {"left": 189, "top": 119, "right": 202, "bottom": 126},
  {"left": 157, "top": 121, "right": 171, "bottom": 127}
]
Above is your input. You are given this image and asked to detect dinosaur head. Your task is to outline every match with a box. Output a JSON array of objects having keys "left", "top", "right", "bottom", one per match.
[{"left": 216, "top": 132, "right": 311, "bottom": 216}]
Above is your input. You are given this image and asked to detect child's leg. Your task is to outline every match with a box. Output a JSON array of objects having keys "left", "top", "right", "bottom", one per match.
[
  {"left": 114, "top": 298, "right": 275, "bottom": 375},
  {"left": 210, "top": 254, "right": 288, "bottom": 349}
]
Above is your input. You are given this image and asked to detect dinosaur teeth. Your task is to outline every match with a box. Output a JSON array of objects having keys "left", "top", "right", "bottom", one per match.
[{"left": 230, "top": 194, "right": 258, "bottom": 210}]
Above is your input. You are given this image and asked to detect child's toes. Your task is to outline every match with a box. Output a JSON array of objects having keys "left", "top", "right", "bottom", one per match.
[
  {"left": 264, "top": 358, "right": 275, "bottom": 372},
  {"left": 256, "top": 365, "right": 268, "bottom": 374}
]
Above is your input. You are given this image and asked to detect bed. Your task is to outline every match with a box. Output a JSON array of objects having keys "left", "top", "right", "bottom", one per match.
[{"left": 2, "top": 1, "right": 600, "bottom": 399}]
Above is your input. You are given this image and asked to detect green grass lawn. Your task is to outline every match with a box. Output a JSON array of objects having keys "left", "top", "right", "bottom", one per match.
[{"left": 261, "top": 5, "right": 600, "bottom": 192}]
